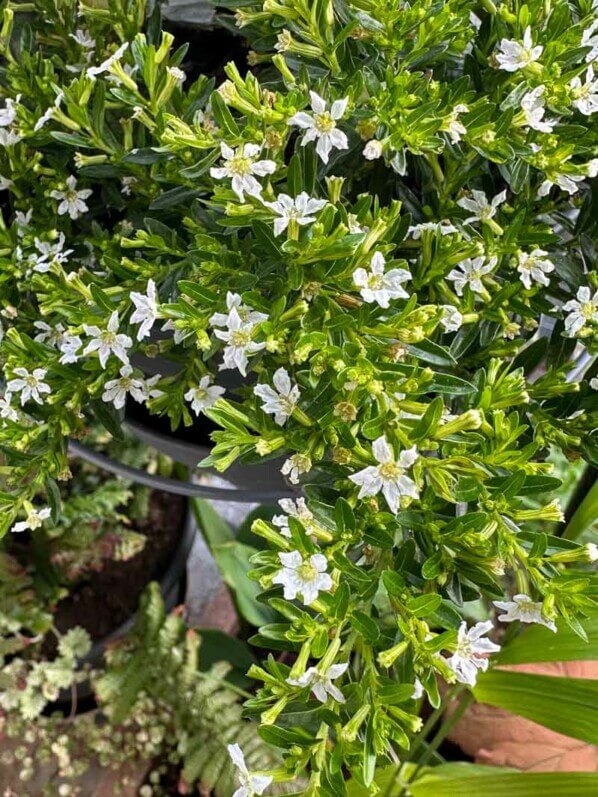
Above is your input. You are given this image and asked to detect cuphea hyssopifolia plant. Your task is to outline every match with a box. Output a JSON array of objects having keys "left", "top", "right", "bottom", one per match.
[{"left": 0, "top": 0, "right": 597, "bottom": 790}]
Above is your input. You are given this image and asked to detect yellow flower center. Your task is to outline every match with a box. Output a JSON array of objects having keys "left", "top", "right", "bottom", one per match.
[
  {"left": 228, "top": 155, "right": 253, "bottom": 176},
  {"left": 313, "top": 112, "right": 336, "bottom": 134},
  {"left": 379, "top": 462, "right": 401, "bottom": 480},
  {"left": 231, "top": 328, "right": 252, "bottom": 346},
  {"left": 297, "top": 561, "right": 318, "bottom": 581}
]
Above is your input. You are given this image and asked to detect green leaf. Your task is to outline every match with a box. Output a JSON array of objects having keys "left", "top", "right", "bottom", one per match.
[
  {"left": 192, "top": 498, "right": 234, "bottom": 546},
  {"left": 406, "top": 340, "right": 456, "bottom": 367},
  {"left": 562, "top": 479, "right": 598, "bottom": 540},
  {"left": 495, "top": 611, "right": 598, "bottom": 664},
  {"left": 149, "top": 186, "right": 200, "bottom": 210},
  {"left": 212, "top": 541, "right": 275, "bottom": 627},
  {"left": 473, "top": 669, "right": 598, "bottom": 744}
]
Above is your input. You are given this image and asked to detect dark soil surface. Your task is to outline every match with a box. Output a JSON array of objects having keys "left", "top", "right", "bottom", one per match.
[{"left": 52, "top": 490, "right": 186, "bottom": 642}]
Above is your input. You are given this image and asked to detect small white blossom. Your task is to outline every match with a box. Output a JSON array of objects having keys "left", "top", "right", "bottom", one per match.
[
  {"left": 587, "top": 542, "right": 598, "bottom": 562},
  {"left": 34, "top": 91, "right": 64, "bottom": 132},
  {"left": 210, "top": 292, "right": 268, "bottom": 328},
  {"left": 254, "top": 368, "right": 300, "bottom": 426},
  {"left": 161, "top": 318, "right": 187, "bottom": 344},
  {"left": 493, "top": 594, "right": 556, "bottom": 632},
  {"left": 447, "top": 256, "right": 497, "bottom": 296},
  {"left": 581, "top": 18, "right": 598, "bottom": 63},
  {"left": 411, "top": 678, "right": 424, "bottom": 700},
  {"left": 50, "top": 175, "right": 92, "bottom": 220},
  {"left": 167, "top": 66, "right": 186, "bottom": 83},
  {"left": 0, "top": 394, "right": 18, "bottom": 421},
  {"left": 15, "top": 209, "right": 32, "bottom": 235},
  {"left": 562, "top": 286, "right": 598, "bottom": 336},
  {"left": 7, "top": 367, "right": 51, "bottom": 405},
  {"left": 272, "top": 498, "right": 315, "bottom": 538},
  {"left": 288, "top": 91, "right": 349, "bottom": 163},
  {"left": 272, "top": 550, "right": 333, "bottom": 604},
  {"left": 11, "top": 506, "right": 51, "bottom": 533},
  {"left": 29, "top": 233, "right": 73, "bottom": 273},
  {"left": 34, "top": 321, "right": 67, "bottom": 347},
  {"left": 121, "top": 176, "right": 138, "bottom": 195},
  {"left": 214, "top": 307, "right": 266, "bottom": 376},
  {"left": 102, "top": 365, "right": 150, "bottom": 410},
  {"left": 227, "top": 744, "right": 272, "bottom": 797},
  {"left": 210, "top": 142, "right": 276, "bottom": 201},
  {"left": 349, "top": 436, "right": 419, "bottom": 513},
  {"left": 0, "top": 97, "right": 19, "bottom": 127},
  {"left": 184, "top": 375, "right": 225, "bottom": 415},
  {"left": 520, "top": 86, "right": 555, "bottom": 132},
  {"left": 440, "top": 305, "right": 463, "bottom": 332},
  {"left": 496, "top": 27, "right": 543, "bottom": 72},
  {"left": 570, "top": 65, "right": 598, "bottom": 115},
  {"left": 87, "top": 42, "right": 129, "bottom": 78},
  {"left": 0, "top": 128, "right": 21, "bottom": 146},
  {"left": 0, "top": 174, "right": 13, "bottom": 191},
  {"left": 516, "top": 249, "right": 554, "bottom": 289},
  {"left": 445, "top": 621, "right": 500, "bottom": 686},
  {"left": 590, "top": 377, "right": 598, "bottom": 391},
  {"left": 537, "top": 172, "right": 585, "bottom": 197},
  {"left": 287, "top": 662, "right": 349, "bottom": 703},
  {"left": 363, "top": 139, "right": 383, "bottom": 160},
  {"left": 264, "top": 192, "right": 327, "bottom": 237},
  {"left": 58, "top": 334, "right": 83, "bottom": 365},
  {"left": 457, "top": 189, "right": 506, "bottom": 225},
  {"left": 281, "top": 453, "right": 312, "bottom": 485},
  {"left": 130, "top": 279, "right": 158, "bottom": 340},
  {"left": 409, "top": 221, "right": 458, "bottom": 239},
  {"left": 83, "top": 311, "right": 132, "bottom": 368},
  {"left": 70, "top": 29, "right": 96, "bottom": 51},
  {"left": 353, "top": 252, "right": 411, "bottom": 308},
  {"left": 443, "top": 104, "right": 469, "bottom": 143}
]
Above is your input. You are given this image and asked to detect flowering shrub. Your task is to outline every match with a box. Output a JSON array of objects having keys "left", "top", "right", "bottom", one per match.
[{"left": 0, "top": 0, "right": 597, "bottom": 793}]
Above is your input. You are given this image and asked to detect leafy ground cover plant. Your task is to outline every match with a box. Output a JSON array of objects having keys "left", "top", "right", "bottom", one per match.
[{"left": 0, "top": 0, "right": 597, "bottom": 795}]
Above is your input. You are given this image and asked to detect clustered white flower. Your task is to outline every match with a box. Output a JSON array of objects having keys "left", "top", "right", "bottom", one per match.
[
  {"left": 516, "top": 249, "right": 555, "bottom": 289},
  {"left": 6, "top": 367, "right": 51, "bottom": 405},
  {"left": 495, "top": 27, "right": 543, "bottom": 72},
  {"left": 447, "top": 256, "right": 497, "bottom": 296},
  {"left": 457, "top": 189, "right": 506, "bottom": 226},
  {"left": 445, "top": 621, "right": 500, "bottom": 686},
  {"left": 287, "top": 662, "right": 349, "bottom": 703},
  {"left": 210, "top": 142, "right": 276, "bottom": 200},
  {"left": 11, "top": 506, "right": 52, "bottom": 533},
  {"left": 264, "top": 192, "right": 327, "bottom": 237},
  {"left": 227, "top": 744, "right": 272, "bottom": 797},
  {"left": 288, "top": 91, "right": 349, "bottom": 163},
  {"left": 83, "top": 311, "right": 132, "bottom": 368},
  {"left": 101, "top": 365, "right": 160, "bottom": 410},
  {"left": 50, "top": 175, "right": 92, "bottom": 220},
  {"left": 184, "top": 375, "right": 225, "bottom": 416},
  {"left": 272, "top": 497, "right": 316, "bottom": 538},
  {"left": 493, "top": 594, "right": 557, "bottom": 632},
  {"left": 254, "top": 367, "right": 301, "bottom": 426},
  {"left": 130, "top": 279, "right": 159, "bottom": 340},
  {"left": 349, "top": 436, "right": 419, "bottom": 513},
  {"left": 272, "top": 550, "right": 333, "bottom": 604},
  {"left": 562, "top": 286, "right": 598, "bottom": 337},
  {"left": 520, "top": 86, "right": 555, "bottom": 132},
  {"left": 352, "top": 252, "right": 411, "bottom": 308}
]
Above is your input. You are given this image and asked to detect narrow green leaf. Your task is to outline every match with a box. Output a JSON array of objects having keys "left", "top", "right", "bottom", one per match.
[{"left": 495, "top": 611, "right": 598, "bottom": 664}]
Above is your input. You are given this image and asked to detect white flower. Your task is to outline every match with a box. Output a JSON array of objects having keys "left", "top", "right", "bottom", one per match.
[
  {"left": 520, "top": 86, "right": 555, "bottom": 132},
  {"left": 210, "top": 292, "right": 268, "bottom": 328},
  {"left": 34, "top": 321, "right": 67, "bottom": 347},
  {"left": 83, "top": 311, "right": 132, "bottom": 368},
  {"left": 11, "top": 507, "right": 52, "bottom": 533},
  {"left": 121, "top": 176, "right": 138, "bottom": 195},
  {"left": 264, "top": 192, "right": 327, "bottom": 237},
  {"left": 254, "top": 367, "right": 300, "bottom": 426},
  {"left": 87, "top": 42, "right": 129, "bottom": 78},
  {"left": 0, "top": 128, "right": 21, "bottom": 146},
  {"left": 34, "top": 91, "right": 64, "bottom": 133},
  {"left": 440, "top": 305, "right": 463, "bottom": 332},
  {"left": 353, "top": 252, "right": 411, "bottom": 308},
  {"left": 272, "top": 550, "right": 333, "bottom": 604},
  {"left": 101, "top": 365, "right": 149, "bottom": 410},
  {"left": 570, "top": 66, "right": 598, "bottom": 115},
  {"left": 363, "top": 139, "right": 383, "bottom": 160},
  {"left": 288, "top": 91, "right": 349, "bottom": 163},
  {"left": 50, "top": 175, "right": 92, "bottom": 220},
  {"left": 161, "top": 318, "right": 187, "bottom": 344},
  {"left": 445, "top": 621, "right": 500, "bottom": 686},
  {"left": 273, "top": 497, "right": 315, "bottom": 538},
  {"left": 349, "top": 436, "right": 419, "bottom": 513},
  {"left": 457, "top": 189, "right": 506, "bottom": 225},
  {"left": 281, "top": 453, "right": 312, "bottom": 485},
  {"left": 409, "top": 221, "right": 458, "bottom": 239},
  {"left": 29, "top": 233, "right": 73, "bottom": 273},
  {"left": 0, "top": 394, "right": 18, "bottom": 421},
  {"left": 0, "top": 98, "right": 19, "bottom": 127},
  {"left": 15, "top": 209, "right": 32, "bottom": 235},
  {"left": 516, "top": 249, "right": 554, "bottom": 289},
  {"left": 287, "top": 662, "right": 349, "bottom": 703},
  {"left": 411, "top": 678, "right": 424, "bottom": 700},
  {"left": 0, "top": 174, "right": 13, "bottom": 191},
  {"left": 167, "top": 66, "right": 186, "bottom": 83},
  {"left": 443, "top": 104, "right": 469, "bottom": 143},
  {"left": 496, "top": 27, "right": 543, "bottom": 72},
  {"left": 214, "top": 307, "right": 266, "bottom": 376},
  {"left": 130, "top": 279, "right": 158, "bottom": 340},
  {"left": 493, "top": 594, "right": 556, "bottom": 632},
  {"left": 447, "top": 255, "right": 497, "bottom": 296},
  {"left": 70, "top": 29, "right": 96, "bottom": 51},
  {"left": 537, "top": 172, "right": 584, "bottom": 197},
  {"left": 7, "top": 367, "right": 51, "bottom": 405},
  {"left": 227, "top": 744, "right": 272, "bottom": 797},
  {"left": 58, "top": 334, "right": 83, "bottom": 365},
  {"left": 210, "top": 142, "right": 276, "bottom": 201},
  {"left": 184, "top": 375, "right": 225, "bottom": 415},
  {"left": 590, "top": 377, "right": 598, "bottom": 391},
  {"left": 587, "top": 542, "right": 598, "bottom": 562},
  {"left": 582, "top": 18, "right": 598, "bottom": 63},
  {"left": 562, "top": 286, "right": 598, "bottom": 336},
  {"left": 587, "top": 158, "right": 598, "bottom": 178}
]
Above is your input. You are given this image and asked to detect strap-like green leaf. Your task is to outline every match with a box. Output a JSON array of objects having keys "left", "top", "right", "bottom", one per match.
[{"left": 473, "top": 670, "right": 598, "bottom": 744}]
